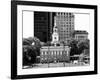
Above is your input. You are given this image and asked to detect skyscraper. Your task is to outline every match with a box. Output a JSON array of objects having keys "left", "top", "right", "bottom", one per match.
[
  {"left": 34, "top": 11, "right": 53, "bottom": 42},
  {"left": 55, "top": 12, "right": 75, "bottom": 43}
]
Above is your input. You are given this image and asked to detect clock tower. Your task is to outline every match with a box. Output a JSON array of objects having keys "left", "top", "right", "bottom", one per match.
[{"left": 51, "top": 17, "right": 59, "bottom": 46}]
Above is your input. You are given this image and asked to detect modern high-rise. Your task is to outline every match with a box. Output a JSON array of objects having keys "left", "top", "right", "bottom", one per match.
[
  {"left": 55, "top": 12, "right": 75, "bottom": 43},
  {"left": 34, "top": 11, "right": 53, "bottom": 42}
]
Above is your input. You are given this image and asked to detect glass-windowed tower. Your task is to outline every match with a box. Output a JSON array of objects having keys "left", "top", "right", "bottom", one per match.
[
  {"left": 34, "top": 11, "right": 53, "bottom": 42},
  {"left": 55, "top": 12, "right": 75, "bottom": 43}
]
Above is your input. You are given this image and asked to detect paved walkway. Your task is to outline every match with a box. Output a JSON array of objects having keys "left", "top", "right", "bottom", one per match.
[{"left": 23, "top": 62, "right": 89, "bottom": 69}]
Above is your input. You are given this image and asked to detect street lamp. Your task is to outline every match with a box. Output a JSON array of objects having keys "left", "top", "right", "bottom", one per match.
[
  {"left": 63, "top": 41, "right": 65, "bottom": 67},
  {"left": 47, "top": 42, "right": 50, "bottom": 68}
]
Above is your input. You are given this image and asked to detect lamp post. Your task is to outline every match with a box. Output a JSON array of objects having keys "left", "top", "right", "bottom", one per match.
[
  {"left": 63, "top": 41, "right": 65, "bottom": 67},
  {"left": 32, "top": 42, "right": 37, "bottom": 65},
  {"left": 47, "top": 42, "right": 50, "bottom": 68},
  {"left": 63, "top": 27, "right": 66, "bottom": 67}
]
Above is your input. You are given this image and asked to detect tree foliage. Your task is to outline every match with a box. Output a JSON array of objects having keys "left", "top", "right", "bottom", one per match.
[
  {"left": 68, "top": 39, "right": 90, "bottom": 56},
  {"left": 23, "top": 37, "right": 42, "bottom": 66},
  {"left": 23, "top": 45, "right": 37, "bottom": 66},
  {"left": 68, "top": 39, "right": 79, "bottom": 56},
  {"left": 23, "top": 38, "right": 32, "bottom": 45},
  {"left": 78, "top": 39, "right": 90, "bottom": 54}
]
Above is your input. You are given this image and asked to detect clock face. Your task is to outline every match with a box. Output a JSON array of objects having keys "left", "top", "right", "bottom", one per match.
[{"left": 54, "top": 37, "right": 57, "bottom": 40}]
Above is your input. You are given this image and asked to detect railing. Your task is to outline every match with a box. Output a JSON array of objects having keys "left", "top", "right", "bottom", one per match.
[{"left": 70, "top": 55, "right": 90, "bottom": 64}]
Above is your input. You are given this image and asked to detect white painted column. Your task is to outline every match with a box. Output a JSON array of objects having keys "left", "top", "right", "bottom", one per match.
[
  {"left": 60, "top": 51, "right": 62, "bottom": 55},
  {"left": 41, "top": 51, "right": 43, "bottom": 55}
]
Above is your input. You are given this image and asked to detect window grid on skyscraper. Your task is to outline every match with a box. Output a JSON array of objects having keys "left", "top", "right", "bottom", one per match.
[{"left": 55, "top": 12, "right": 74, "bottom": 42}]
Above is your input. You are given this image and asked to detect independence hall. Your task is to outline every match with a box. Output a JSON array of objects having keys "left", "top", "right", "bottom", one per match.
[
  {"left": 40, "top": 46, "right": 70, "bottom": 63},
  {"left": 34, "top": 12, "right": 88, "bottom": 63}
]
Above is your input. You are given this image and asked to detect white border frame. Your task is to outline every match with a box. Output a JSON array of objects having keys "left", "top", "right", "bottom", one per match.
[{"left": 17, "top": 5, "right": 94, "bottom": 75}]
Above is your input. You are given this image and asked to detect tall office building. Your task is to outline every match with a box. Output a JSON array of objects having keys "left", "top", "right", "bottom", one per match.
[
  {"left": 34, "top": 12, "right": 53, "bottom": 42},
  {"left": 55, "top": 12, "right": 75, "bottom": 43}
]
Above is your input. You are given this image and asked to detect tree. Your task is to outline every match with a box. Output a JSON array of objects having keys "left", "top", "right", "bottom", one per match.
[
  {"left": 23, "top": 45, "right": 37, "bottom": 66},
  {"left": 68, "top": 39, "right": 79, "bottom": 56},
  {"left": 32, "top": 37, "right": 41, "bottom": 48},
  {"left": 77, "top": 39, "right": 90, "bottom": 55},
  {"left": 23, "top": 37, "right": 41, "bottom": 48},
  {"left": 40, "top": 42, "right": 46, "bottom": 46},
  {"left": 23, "top": 37, "right": 42, "bottom": 66},
  {"left": 26, "top": 37, "right": 41, "bottom": 56},
  {"left": 23, "top": 38, "right": 32, "bottom": 45},
  {"left": 46, "top": 41, "right": 51, "bottom": 46},
  {"left": 45, "top": 41, "right": 51, "bottom": 67}
]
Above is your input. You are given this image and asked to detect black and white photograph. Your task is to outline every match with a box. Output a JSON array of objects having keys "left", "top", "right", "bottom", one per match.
[
  {"left": 11, "top": 1, "right": 97, "bottom": 79},
  {"left": 22, "top": 11, "right": 90, "bottom": 69}
]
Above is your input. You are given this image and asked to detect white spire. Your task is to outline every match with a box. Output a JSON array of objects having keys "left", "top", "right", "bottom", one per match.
[
  {"left": 54, "top": 17, "right": 56, "bottom": 27},
  {"left": 51, "top": 16, "right": 59, "bottom": 45}
]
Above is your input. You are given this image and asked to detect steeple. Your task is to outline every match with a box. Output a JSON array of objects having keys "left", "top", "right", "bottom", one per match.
[
  {"left": 53, "top": 17, "right": 58, "bottom": 33},
  {"left": 51, "top": 16, "right": 59, "bottom": 46},
  {"left": 54, "top": 17, "right": 56, "bottom": 27}
]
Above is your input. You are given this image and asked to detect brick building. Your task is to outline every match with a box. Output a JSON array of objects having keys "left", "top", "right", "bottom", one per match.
[
  {"left": 73, "top": 30, "right": 88, "bottom": 41},
  {"left": 40, "top": 46, "right": 70, "bottom": 63}
]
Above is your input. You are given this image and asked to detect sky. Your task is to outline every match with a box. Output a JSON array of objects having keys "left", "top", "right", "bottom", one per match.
[{"left": 74, "top": 13, "right": 90, "bottom": 33}]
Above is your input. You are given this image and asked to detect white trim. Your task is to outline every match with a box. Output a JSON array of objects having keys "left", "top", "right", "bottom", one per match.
[{"left": 17, "top": 5, "right": 94, "bottom": 75}]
